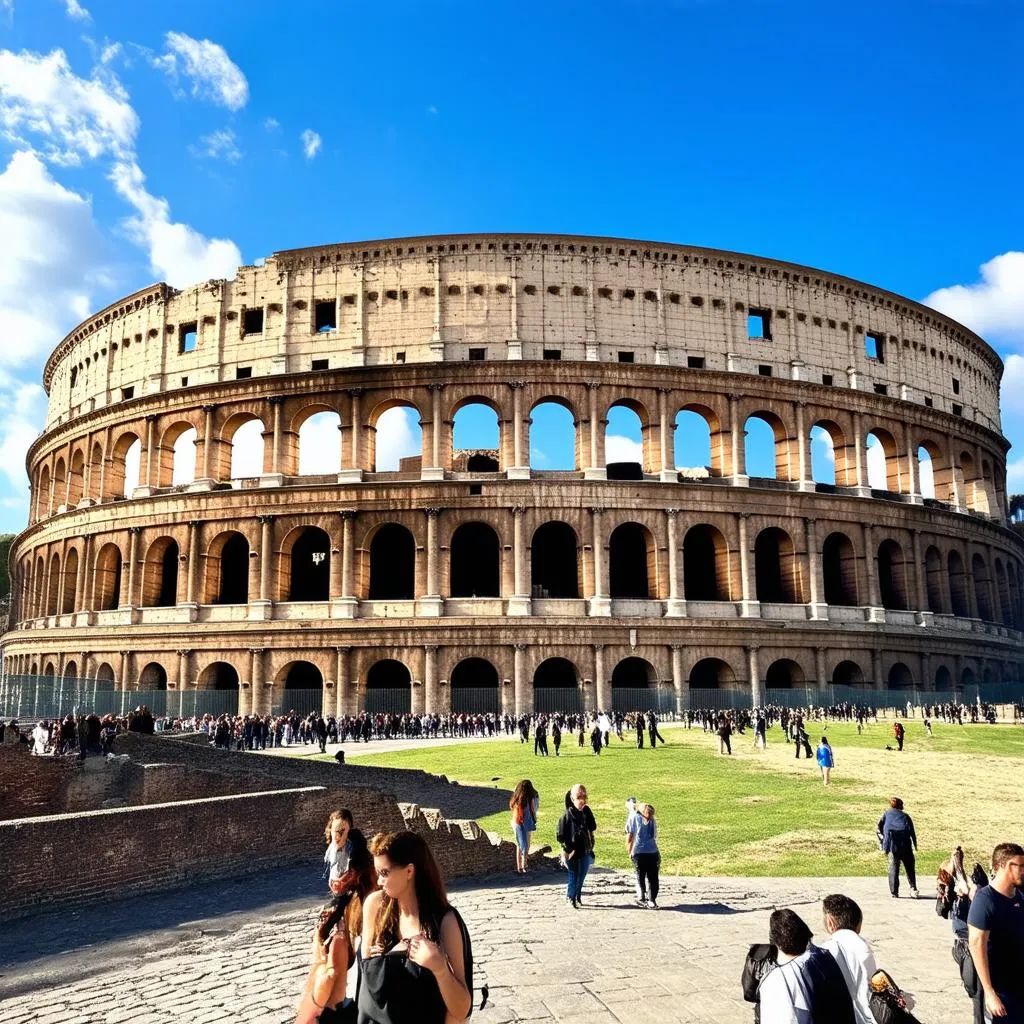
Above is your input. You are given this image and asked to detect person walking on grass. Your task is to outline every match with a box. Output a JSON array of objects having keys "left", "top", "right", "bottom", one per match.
[
  {"left": 557, "top": 783, "right": 597, "bottom": 908},
  {"left": 876, "top": 797, "right": 919, "bottom": 899},
  {"left": 509, "top": 779, "right": 540, "bottom": 875},
  {"left": 816, "top": 736, "right": 835, "bottom": 786},
  {"left": 626, "top": 802, "right": 660, "bottom": 909},
  {"left": 717, "top": 713, "right": 733, "bottom": 755}
]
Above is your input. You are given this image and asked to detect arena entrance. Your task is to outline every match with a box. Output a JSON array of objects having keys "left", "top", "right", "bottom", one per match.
[
  {"left": 449, "top": 658, "right": 500, "bottom": 713},
  {"left": 611, "top": 657, "right": 665, "bottom": 712},
  {"left": 273, "top": 660, "right": 323, "bottom": 715},
  {"left": 137, "top": 661, "right": 168, "bottom": 717},
  {"left": 364, "top": 660, "right": 412, "bottom": 714},
  {"left": 687, "top": 658, "right": 742, "bottom": 708},
  {"left": 533, "top": 657, "right": 581, "bottom": 713}
]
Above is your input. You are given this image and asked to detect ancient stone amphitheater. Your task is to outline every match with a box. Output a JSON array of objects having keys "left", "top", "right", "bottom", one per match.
[{"left": 3, "top": 234, "right": 1022, "bottom": 716}]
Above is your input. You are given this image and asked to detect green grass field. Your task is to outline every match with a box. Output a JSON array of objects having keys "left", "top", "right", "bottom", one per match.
[{"left": 342, "top": 719, "right": 1024, "bottom": 877}]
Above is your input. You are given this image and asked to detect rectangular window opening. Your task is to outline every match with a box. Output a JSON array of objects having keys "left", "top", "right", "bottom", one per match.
[
  {"left": 617, "top": 351, "right": 634, "bottom": 363},
  {"left": 687, "top": 356, "right": 705, "bottom": 369},
  {"left": 822, "top": 373, "right": 834, "bottom": 386},
  {"left": 758, "top": 364, "right": 772, "bottom": 377},
  {"left": 543, "top": 349, "right": 562, "bottom": 360},
  {"left": 952, "top": 377, "right": 960, "bottom": 395},
  {"left": 468, "top": 348, "right": 486, "bottom": 361},
  {"left": 865, "top": 331, "right": 885, "bottom": 362},
  {"left": 121, "top": 386, "right": 135, "bottom": 400},
  {"left": 924, "top": 396, "right": 933, "bottom": 407},
  {"left": 952, "top": 403, "right": 963, "bottom": 416},
  {"left": 243, "top": 308, "right": 264, "bottom": 334},
  {"left": 314, "top": 300, "right": 336, "bottom": 332},
  {"left": 748, "top": 309, "right": 772, "bottom": 340},
  {"left": 873, "top": 383, "right": 888, "bottom": 395},
  {"left": 468, "top": 484, "right": 482, "bottom": 496},
  {"left": 311, "top": 359, "right": 329, "bottom": 371},
  {"left": 395, "top": 351, "right": 406, "bottom": 363},
  {"left": 179, "top": 321, "right": 198, "bottom": 353},
  {"left": 181, "top": 376, "right": 188, "bottom": 387},
  {"left": 236, "top": 366, "right": 252, "bottom": 379}
]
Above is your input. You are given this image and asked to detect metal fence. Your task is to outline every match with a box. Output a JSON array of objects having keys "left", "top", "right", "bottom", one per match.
[
  {"left": 682, "top": 683, "right": 1023, "bottom": 711},
  {"left": 450, "top": 686, "right": 500, "bottom": 714},
  {"left": 534, "top": 686, "right": 582, "bottom": 714},
  {"left": 271, "top": 688, "right": 325, "bottom": 717},
  {"left": 361, "top": 687, "right": 412, "bottom": 715},
  {"left": 611, "top": 686, "right": 677, "bottom": 713}
]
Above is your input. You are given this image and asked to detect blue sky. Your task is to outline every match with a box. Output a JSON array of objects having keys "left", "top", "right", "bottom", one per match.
[{"left": 1, "top": 0, "right": 1023, "bottom": 532}]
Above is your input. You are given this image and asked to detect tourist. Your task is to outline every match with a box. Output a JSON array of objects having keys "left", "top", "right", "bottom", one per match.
[
  {"left": 875, "top": 798, "right": 919, "bottom": 899},
  {"left": 359, "top": 831, "right": 472, "bottom": 1024},
  {"left": 626, "top": 801, "right": 660, "bottom": 909},
  {"left": 31, "top": 719, "right": 48, "bottom": 755},
  {"left": 509, "top": 779, "right": 539, "bottom": 874},
  {"left": 597, "top": 711, "right": 612, "bottom": 747},
  {"left": 937, "top": 845, "right": 986, "bottom": 1024},
  {"left": 646, "top": 709, "right": 665, "bottom": 748},
  {"left": 815, "top": 736, "right": 835, "bottom": 786},
  {"left": 793, "top": 715, "right": 813, "bottom": 759},
  {"left": 968, "top": 842, "right": 1024, "bottom": 1022},
  {"left": 551, "top": 718, "right": 562, "bottom": 756},
  {"left": 819, "top": 894, "right": 877, "bottom": 1024},
  {"left": 323, "top": 809, "right": 354, "bottom": 889},
  {"left": 754, "top": 713, "right": 767, "bottom": 751},
  {"left": 295, "top": 828, "right": 375, "bottom": 1024},
  {"left": 717, "top": 713, "right": 732, "bottom": 755},
  {"left": 589, "top": 721, "right": 603, "bottom": 755},
  {"left": 892, "top": 720, "right": 905, "bottom": 751},
  {"left": 756, "top": 908, "right": 855, "bottom": 1022},
  {"left": 557, "top": 783, "right": 597, "bottom": 908}
]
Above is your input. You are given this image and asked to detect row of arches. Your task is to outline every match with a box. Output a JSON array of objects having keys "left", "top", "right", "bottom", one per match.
[
  {"left": 18, "top": 518, "right": 1024, "bottom": 630},
  {"left": 31, "top": 386, "right": 1005, "bottom": 521}
]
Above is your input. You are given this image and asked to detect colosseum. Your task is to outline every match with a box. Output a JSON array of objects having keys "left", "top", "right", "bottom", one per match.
[{"left": 3, "top": 233, "right": 1022, "bottom": 718}]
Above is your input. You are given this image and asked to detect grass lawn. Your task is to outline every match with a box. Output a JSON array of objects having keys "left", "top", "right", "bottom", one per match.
[{"left": 343, "top": 719, "right": 1024, "bottom": 877}]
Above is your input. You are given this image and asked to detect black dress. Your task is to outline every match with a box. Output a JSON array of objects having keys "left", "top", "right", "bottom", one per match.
[{"left": 356, "top": 947, "right": 447, "bottom": 1024}]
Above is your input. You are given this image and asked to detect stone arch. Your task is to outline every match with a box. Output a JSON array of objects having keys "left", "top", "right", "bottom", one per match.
[
  {"left": 925, "top": 545, "right": 947, "bottom": 613},
  {"left": 46, "top": 551, "right": 61, "bottom": 616},
  {"left": 364, "top": 659, "right": 412, "bottom": 713},
  {"left": 688, "top": 657, "right": 738, "bottom": 688},
  {"left": 63, "top": 660, "right": 78, "bottom": 680},
  {"left": 157, "top": 421, "right": 198, "bottom": 487},
  {"left": 960, "top": 665, "right": 977, "bottom": 689},
  {"left": 832, "top": 659, "right": 866, "bottom": 686},
  {"left": 108, "top": 431, "right": 142, "bottom": 499},
  {"left": 529, "top": 397, "right": 578, "bottom": 471},
  {"left": 957, "top": 451, "right": 988, "bottom": 513},
  {"left": 744, "top": 410, "right": 793, "bottom": 481},
  {"left": 948, "top": 549, "right": 970, "bottom": 617},
  {"left": 995, "top": 558, "right": 1011, "bottom": 626},
  {"left": 822, "top": 531, "right": 858, "bottom": 606},
  {"left": 530, "top": 521, "right": 580, "bottom": 599},
  {"left": 866, "top": 428, "right": 901, "bottom": 492},
  {"left": 605, "top": 398, "right": 650, "bottom": 477},
  {"left": 222, "top": 412, "right": 267, "bottom": 479},
  {"left": 683, "top": 523, "right": 732, "bottom": 601},
  {"left": 917, "top": 438, "right": 952, "bottom": 502},
  {"left": 204, "top": 531, "right": 250, "bottom": 604},
  {"left": 449, "top": 657, "right": 500, "bottom": 713},
  {"left": 37, "top": 464, "right": 51, "bottom": 520},
  {"left": 810, "top": 420, "right": 850, "bottom": 486},
  {"left": 140, "top": 536, "right": 180, "bottom": 608},
  {"left": 67, "top": 448, "right": 86, "bottom": 507},
  {"left": 755, "top": 526, "right": 803, "bottom": 603},
  {"left": 297, "top": 408, "right": 342, "bottom": 476},
  {"left": 138, "top": 661, "right": 168, "bottom": 689},
  {"left": 887, "top": 662, "right": 914, "bottom": 689},
  {"left": 934, "top": 664, "right": 953, "bottom": 691},
  {"left": 449, "top": 522, "right": 500, "bottom": 598},
  {"left": 94, "top": 542, "right": 123, "bottom": 611},
  {"left": 197, "top": 661, "right": 240, "bottom": 690},
  {"left": 765, "top": 658, "right": 805, "bottom": 688},
  {"left": 95, "top": 662, "right": 116, "bottom": 685},
  {"left": 367, "top": 523, "right": 416, "bottom": 600},
  {"left": 611, "top": 656, "right": 659, "bottom": 710},
  {"left": 451, "top": 397, "right": 501, "bottom": 472},
  {"left": 877, "top": 538, "right": 909, "bottom": 611},
  {"left": 972, "top": 552, "right": 994, "bottom": 621},
  {"left": 33, "top": 553, "right": 45, "bottom": 617},
  {"left": 61, "top": 547, "right": 79, "bottom": 614},
  {"left": 52, "top": 456, "right": 66, "bottom": 509},
  {"left": 675, "top": 403, "right": 724, "bottom": 476},
  {"left": 609, "top": 522, "right": 657, "bottom": 599},
  {"left": 88, "top": 440, "right": 105, "bottom": 501},
  {"left": 532, "top": 656, "right": 579, "bottom": 713},
  {"left": 280, "top": 526, "right": 331, "bottom": 601},
  {"left": 368, "top": 400, "right": 422, "bottom": 473},
  {"left": 916, "top": 444, "right": 936, "bottom": 500}
]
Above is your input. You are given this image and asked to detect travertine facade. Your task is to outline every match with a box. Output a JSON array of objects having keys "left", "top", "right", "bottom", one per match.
[{"left": 3, "top": 233, "right": 1022, "bottom": 713}]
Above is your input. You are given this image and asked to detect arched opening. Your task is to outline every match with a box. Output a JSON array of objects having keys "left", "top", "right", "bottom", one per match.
[
  {"left": 530, "top": 522, "right": 579, "bottom": 598},
  {"left": 675, "top": 406, "right": 718, "bottom": 475},
  {"left": 1008, "top": 562, "right": 1021, "bottom": 629},
  {"left": 227, "top": 416, "right": 266, "bottom": 478},
  {"left": 958, "top": 452, "right": 989, "bottom": 513},
  {"left": 37, "top": 465, "right": 50, "bottom": 519},
  {"left": 63, "top": 660, "right": 78, "bottom": 680},
  {"left": 372, "top": 405, "right": 422, "bottom": 472},
  {"left": 822, "top": 532, "right": 858, "bottom": 606},
  {"left": 529, "top": 400, "right": 577, "bottom": 470},
  {"left": 449, "top": 522, "right": 499, "bottom": 598},
  {"left": 284, "top": 527, "right": 331, "bottom": 601},
  {"left": 67, "top": 449, "right": 85, "bottom": 506},
  {"left": 755, "top": 527, "right": 801, "bottom": 603},
  {"left": 917, "top": 446, "right": 936, "bottom": 500},
  {"left": 866, "top": 429, "right": 900, "bottom": 492},
  {"left": 609, "top": 522, "right": 655, "bottom": 599},
  {"left": 452, "top": 401, "right": 500, "bottom": 472},
  {"left": 960, "top": 666, "right": 977, "bottom": 689},
  {"left": 198, "top": 662, "right": 240, "bottom": 690},
  {"left": 94, "top": 543, "right": 123, "bottom": 610},
  {"left": 888, "top": 663, "right": 914, "bottom": 690},
  {"left": 369, "top": 524, "right": 415, "bottom": 599},
  {"left": 61, "top": 548, "right": 79, "bottom": 614},
  {"left": 46, "top": 552, "right": 61, "bottom": 616},
  {"left": 121, "top": 436, "right": 142, "bottom": 497},
  {"left": 832, "top": 660, "right": 865, "bottom": 687},
  {"left": 605, "top": 402, "right": 645, "bottom": 478},
  {"left": 281, "top": 661, "right": 323, "bottom": 689},
  {"left": 532, "top": 657, "right": 580, "bottom": 713},
  {"left": 95, "top": 662, "right": 116, "bottom": 685},
  {"left": 138, "top": 662, "right": 168, "bottom": 689},
  {"left": 206, "top": 531, "right": 250, "bottom": 604},
  {"left": 995, "top": 560, "right": 1010, "bottom": 625},
  {"left": 171, "top": 427, "right": 197, "bottom": 486},
  {"left": 925, "top": 545, "right": 946, "bottom": 613},
  {"left": 33, "top": 554, "right": 44, "bottom": 616},
  {"left": 877, "top": 539, "right": 909, "bottom": 611},
  {"left": 948, "top": 550, "right": 970, "bottom": 617},
  {"left": 809, "top": 424, "right": 837, "bottom": 486},
  {"left": 52, "top": 457, "right": 66, "bottom": 508},
  {"left": 365, "top": 659, "right": 411, "bottom": 714},
  {"left": 450, "top": 657, "right": 499, "bottom": 713},
  {"left": 683, "top": 524, "right": 731, "bottom": 601},
  {"left": 765, "top": 659, "right": 805, "bottom": 688},
  {"left": 298, "top": 410, "right": 342, "bottom": 475},
  {"left": 972, "top": 553, "right": 994, "bottom": 621},
  {"left": 274, "top": 660, "right": 324, "bottom": 715},
  {"left": 141, "top": 538, "right": 179, "bottom": 607},
  {"left": 689, "top": 658, "right": 737, "bottom": 689},
  {"left": 744, "top": 413, "right": 790, "bottom": 480},
  {"left": 611, "top": 656, "right": 659, "bottom": 711},
  {"left": 89, "top": 441, "right": 104, "bottom": 500},
  {"left": 934, "top": 665, "right": 953, "bottom": 691}
]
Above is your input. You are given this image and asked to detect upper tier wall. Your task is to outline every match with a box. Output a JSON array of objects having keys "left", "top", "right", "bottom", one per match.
[{"left": 41, "top": 234, "right": 1003, "bottom": 434}]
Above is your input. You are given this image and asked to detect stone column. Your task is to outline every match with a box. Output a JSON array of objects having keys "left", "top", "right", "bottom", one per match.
[
  {"left": 906, "top": 433, "right": 922, "bottom": 504},
  {"left": 815, "top": 645, "right": 828, "bottom": 691},
  {"left": 334, "top": 510, "right": 357, "bottom": 617},
  {"left": 805, "top": 517, "right": 826, "bottom": 619},
  {"left": 74, "top": 536, "right": 88, "bottom": 617},
  {"left": 418, "top": 508, "right": 443, "bottom": 616},
  {"left": 853, "top": 412, "right": 870, "bottom": 496},
  {"left": 658, "top": 387, "right": 676, "bottom": 481},
  {"left": 183, "top": 520, "right": 200, "bottom": 610},
  {"left": 947, "top": 434, "right": 964, "bottom": 509},
  {"left": 513, "top": 643, "right": 529, "bottom": 716},
  {"left": 137, "top": 414, "right": 158, "bottom": 495},
  {"left": 249, "top": 648, "right": 265, "bottom": 716},
  {"left": 508, "top": 505, "right": 530, "bottom": 615},
  {"left": 747, "top": 645, "right": 763, "bottom": 708},
  {"left": 261, "top": 396, "right": 285, "bottom": 487},
  {"left": 197, "top": 404, "right": 217, "bottom": 486},
  {"left": 738, "top": 513, "right": 758, "bottom": 617},
  {"left": 911, "top": 529, "right": 931, "bottom": 626},
  {"left": 594, "top": 644, "right": 610, "bottom": 712},
  {"left": 871, "top": 649, "right": 883, "bottom": 690},
  {"left": 863, "top": 522, "right": 884, "bottom": 622},
  {"left": 335, "top": 646, "right": 350, "bottom": 717},
  {"left": 339, "top": 388, "right": 364, "bottom": 482},
  {"left": 424, "top": 645, "right": 439, "bottom": 714},
  {"left": 985, "top": 543, "right": 998, "bottom": 624},
  {"left": 796, "top": 401, "right": 813, "bottom": 490},
  {"left": 665, "top": 508, "right": 685, "bottom": 616},
  {"left": 729, "top": 393, "right": 748, "bottom": 485},
  {"left": 920, "top": 652, "right": 932, "bottom": 692},
  {"left": 422, "top": 384, "right": 445, "bottom": 480},
  {"left": 588, "top": 506, "right": 610, "bottom": 616},
  {"left": 251, "top": 515, "right": 274, "bottom": 620},
  {"left": 507, "top": 381, "right": 529, "bottom": 478},
  {"left": 175, "top": 648, "right": 190, "bottom": 717},
  {"left": 583, "top": 381, "right": 605, "bottom": 480},
  {"left": 123, "top": 526, "right": 141, "bottom": 610},
  {"left": 671, "top": 644, "right": 686, "bottom": 713}
]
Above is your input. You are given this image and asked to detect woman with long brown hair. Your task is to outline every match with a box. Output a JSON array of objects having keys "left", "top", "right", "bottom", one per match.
[
  {"left": 358, "top": 830, "right": 472, "bottom": 1024},
  {"left": 295, "top": 828, "right": 376, "bottom": 1024},
  {"left": 509, "top": 779, "right": 540, "bottom": 874}
]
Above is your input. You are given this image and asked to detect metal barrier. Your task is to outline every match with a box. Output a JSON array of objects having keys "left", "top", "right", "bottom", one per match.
[
  {"left": 450, "top": 686, "right": 500, "bottom": 714},
  {"left": 611, "top": 686, "right": 677, "bottom": 713},
  {"left": 534, "top": 686, "right": 582, "bottom": 714},
  {"left": 361, "top": 687, "right": 412, "bottom": 715},
  {"left": 271, "top": 688, "right": 326, "bottom": 716}
]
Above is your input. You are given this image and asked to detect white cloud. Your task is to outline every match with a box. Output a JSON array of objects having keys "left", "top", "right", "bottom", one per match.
[
  {"left": 153, "top": 31, "right": 249, "bottom": 110},
  {"left": 263, "top": 117, "right": 279, "bottom": 132},
  {"left": 605, "top": 434, "right": 643, "bottom": 464},
  {"left": 1007, "top": 457, "right": 1024, "bottom": 493},
  {"left": 64, "top": 0, "right": 90, "bottom": 21},
  {"left": 1, "top": 1, "right": 13, "bottom": 17},
  {"left": 99, "top": 42, "right": 122, "bottom": 65},
  {"left": 866, "top": 435, "right": 887, "bottom": 489},
  {"left": 427, "top": 104, "right": 438, "bottom": 115},
  {"left": 300, "top": 128, "right": 321, "bottom": 160},
  {"left": 375, "top": 408, "right": 420, "bottom": 471},
  {"left": 1000, "top": 354, "right": 1024, "bottom": 417},
  {"left": 0, "top": 382, "right": 47, "bottom": 497},
  {"left": 924, "top": 252, "right": 1024, "bottom": 342},
  {"left": 192, "top": 128, "right": 241, "bottom": 163}
]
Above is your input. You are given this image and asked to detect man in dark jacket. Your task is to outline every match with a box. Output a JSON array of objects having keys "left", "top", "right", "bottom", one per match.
[{"left": 876, "top": 797, "right": 919, "bottom": 898}]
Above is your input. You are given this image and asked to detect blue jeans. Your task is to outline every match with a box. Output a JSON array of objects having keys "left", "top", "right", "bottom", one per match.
[{"left": 566, "top": 852, "right": 593, "bottom": 901}]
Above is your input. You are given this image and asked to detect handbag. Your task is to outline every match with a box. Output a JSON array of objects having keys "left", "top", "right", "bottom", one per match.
[
  {"left": 868, "top": 969, "right": 921, "bottom": 1024},
  {"left": 741, "top": 943, "right": 778, "bottom": 1002}
]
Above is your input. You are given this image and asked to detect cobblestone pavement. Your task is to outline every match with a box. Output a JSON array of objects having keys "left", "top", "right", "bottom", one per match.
[{"left": 0, "top": 863, "right": 971, "bottom": 1024}]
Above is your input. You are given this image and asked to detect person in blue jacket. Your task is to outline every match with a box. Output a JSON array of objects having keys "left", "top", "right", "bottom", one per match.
[
  {"left": 876, "top": 797, "right": 919, "bottom": 899},
  {"left": 815, "top": 735, "right": 835, "bottom": 786}
]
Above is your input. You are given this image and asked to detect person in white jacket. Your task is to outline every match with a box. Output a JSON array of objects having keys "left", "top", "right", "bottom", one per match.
[
  {"left": 31, "top": 720, "right": 48, "bottom": 756},
  {"left": 819, "top": 894, "right": 878, "bottom": 1024}
]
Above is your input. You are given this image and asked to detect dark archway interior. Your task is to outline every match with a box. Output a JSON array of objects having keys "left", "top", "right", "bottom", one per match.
[
  {"left": 99, "top": 551, "right": 122, "bottom": 610},
  {"left": 755, "top": 529, "right": 796, "bottom": 603},
  {"left": 207, "top": 662, "right": 240, "bottom": 690},
  {"left": 450, "top": 658, "right": 499, "bottom": 688},
  {"left": 948, "top": 552, "right": 969, "bottom": 617},
  {"left": 925, "top": 548, "right": 945, "bottom": 614},
  {"left": 369, "top": 525, "right": 415, "bottom": 600},
  {"left": 366, "top": 660, "right": 411, "bottom": 688},
  {"left": 972, "top": 555, "right": 993, "bottom": 621},
  {"left": 878, "top": 541, "right": 907, "bottom": 611},
  {"left": 684, "top": 526, "right": 724, "bottom": 601},
  {"left": 157, "top": 542, "right": 179, "bottom": 607},
  {"left": 607, "top": 461, "right": 643, "bottom": 481},
  {"left": 531, "top": 522, "right": 578, "bottom": 598},
  {"left": 290, "top": 528, "right": 330, "bottom": 601},
  {"left": 218, "top": 533, "right": 250, "bottom": 604},
  {"left": 284, "top": 661, "right": 322, "bottom": 689},
  {"left": 611, "top": 657, "right": 654, "bottom": 688},
  {"left": 450, "top": 523, "right": 500, "bottom": 597},
  {"left": 765, "top": 659, "right": 801, "bottom": 687},
  {"left": 139, "top": 662, "right": 168, "bottom": 689},
  {"left": 533, "top": 657, "right": 576, "bottom": 688},
  {"left": 609, "top": 524, "right": 650, "bottom": 599},
  {"left": 832, "top": 660, "right": 864, "bottom": 686},
  {"left": 466, "top": 454, "right": 499, "bottom": 472},
  {"left": 689, "top": 658, "right": 732, "bottom": 688},
  {"left": 822, "top": 533, "right": 857, "bottom": 606},
  {"left": 935, "top": 665, "right": 953, "bottom": 690},
  {"left": 888, "top": 663, "right": 914, "bottom": 689}
]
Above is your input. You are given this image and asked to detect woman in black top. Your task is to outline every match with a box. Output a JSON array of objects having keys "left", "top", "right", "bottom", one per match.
[
  {"left": 557, "top": 784, "right": 598, "bottom": 908},
  {"left": 358, "top": 831, "right": 471, "bottom": 1024}
]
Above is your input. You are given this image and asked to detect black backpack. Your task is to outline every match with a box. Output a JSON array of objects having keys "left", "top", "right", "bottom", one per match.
[{"left": 446, "top": 906, "right": 483, "bottom": 1015}]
